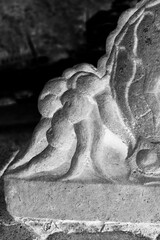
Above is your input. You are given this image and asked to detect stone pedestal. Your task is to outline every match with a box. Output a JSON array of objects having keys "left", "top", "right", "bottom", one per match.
[
  {"left": 4, "top": 177, "right": 160, "bottom": 240},
  {"left": 4, "top": 178, "right": 160, "bottom": 222}
]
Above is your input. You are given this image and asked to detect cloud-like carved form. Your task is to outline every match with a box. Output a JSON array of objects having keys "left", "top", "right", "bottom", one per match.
[{"left": 6, "top": 60, "right": 130, "bottom": 182}]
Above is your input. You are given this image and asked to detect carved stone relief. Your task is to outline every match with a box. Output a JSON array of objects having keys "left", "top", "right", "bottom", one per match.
[{"left": 4, "top": 0, "right": 160, "bottom": 185}]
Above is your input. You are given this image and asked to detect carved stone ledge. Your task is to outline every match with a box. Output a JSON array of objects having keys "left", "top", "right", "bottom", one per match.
[
  {"left": 4, "top": 178, "right": 160, "bottom": 222},
  {"left": 4, "top": 178, "right": 160, "bottom": 239}
]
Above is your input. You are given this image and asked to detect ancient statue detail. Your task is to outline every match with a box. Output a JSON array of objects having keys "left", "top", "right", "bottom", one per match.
[{"left": 5, "top": 0, "right": 160, "bottom": 184}]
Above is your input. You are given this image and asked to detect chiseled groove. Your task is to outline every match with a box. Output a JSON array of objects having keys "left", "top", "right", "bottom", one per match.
[
  {"left": 105, "top": 7, "right": 144, "bottom": 80},
  {"left": 107, "top": 7, "right": 145, "bottom": 127},
  {"left": 124, "top": 58, "right": 137, "bottom": 124},
  {"left": 110, "top": 48, "right": 136, "bottom": 146},
  {"left": 105, "top": 0, "right": 149, "bottom": 76},
  {"left": 136, "top": 109, "right": 151, "bottom": 120},
  {"left": 124, "top": 10, "right": 154, "bottom": 125},
  {"left": 97, "top": 1, "right": 158, "bottom": 149},
  {"left": 134, "top": 10, "right": 154, "bottom": 56},
  {"left": 114, "top": 6, "right": 145, "bottom": 48},
  {"left": 111, "top": 98, "right": 136, "bottom": 146}
]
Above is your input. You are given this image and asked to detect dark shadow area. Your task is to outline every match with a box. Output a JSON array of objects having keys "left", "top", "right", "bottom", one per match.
[
  {"left": 47, "top": 231, "right": 150, "bottom": 240},
  {"left": 0, "top": 0, "right": 138, "bottom": 126}
]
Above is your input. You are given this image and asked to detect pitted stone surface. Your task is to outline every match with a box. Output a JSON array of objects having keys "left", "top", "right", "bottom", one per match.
[{"left": 4, "top": 179, "right": 160, "bottom": 223}]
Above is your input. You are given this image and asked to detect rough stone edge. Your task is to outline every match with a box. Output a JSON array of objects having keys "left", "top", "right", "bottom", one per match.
[
  {"left": 0, "top": 150, "right": 19, "bottom": 177},
  {"left": 14, "top": 217, "right": 160, "bottom": 240}
]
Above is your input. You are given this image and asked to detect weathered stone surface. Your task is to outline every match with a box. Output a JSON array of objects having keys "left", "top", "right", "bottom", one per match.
[
  {"left": 4, "top": 177, "right": 160, "bottom": 239},
  {"left": 0, "top": 178, "right": 36, "bottom": 240},
  {"left": 0, "top": 178, "right": 158, "bottom": 240},
  {"left": 4, "top": 0, "right": 160, "bottom": 185},
  {"left": 4, "top": 179, "right": 160, "bottom": 222},
  {"left": 0, "top": 223, "right": 34, "bottom": 240}
]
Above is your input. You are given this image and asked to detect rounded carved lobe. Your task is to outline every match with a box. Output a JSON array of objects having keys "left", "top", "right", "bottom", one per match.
[{"left": 5, "top": 0, "right": 160, "bottom": 183}]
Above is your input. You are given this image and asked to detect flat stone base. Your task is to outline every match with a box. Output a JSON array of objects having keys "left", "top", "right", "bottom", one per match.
[{"left": 4, "top": 177, "right": 160, "bottom": 223}]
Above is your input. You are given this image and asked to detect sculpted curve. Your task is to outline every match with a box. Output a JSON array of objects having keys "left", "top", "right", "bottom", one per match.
[{"left": 4, "top": 0, "right": 160, "bottom": 185}]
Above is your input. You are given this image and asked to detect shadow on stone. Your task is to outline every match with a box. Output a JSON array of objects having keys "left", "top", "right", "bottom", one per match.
[{"left": 47, "top": 231, "right": 151, "bottom": 240}]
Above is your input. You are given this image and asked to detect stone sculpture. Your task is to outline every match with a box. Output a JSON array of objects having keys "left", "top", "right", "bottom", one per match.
[{"left": 4, "top": 0, "right": 160, "bottom": 184}]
